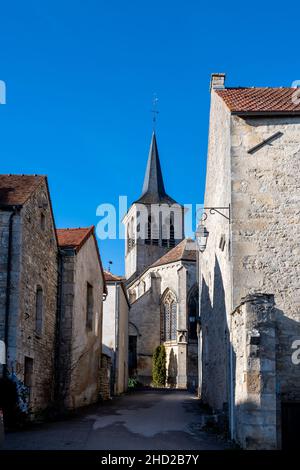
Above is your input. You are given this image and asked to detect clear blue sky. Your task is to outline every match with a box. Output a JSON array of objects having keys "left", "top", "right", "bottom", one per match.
[{"left": 0, "top": 1, "right": 299, "bottom": 274}]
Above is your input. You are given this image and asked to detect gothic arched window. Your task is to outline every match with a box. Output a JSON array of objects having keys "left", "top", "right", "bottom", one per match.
[
  {"left": 188, "top": 286, "right": 199, "bottom": 340},
  {"left": 162, "top": 290, "right": 177, "bottom": 342}
]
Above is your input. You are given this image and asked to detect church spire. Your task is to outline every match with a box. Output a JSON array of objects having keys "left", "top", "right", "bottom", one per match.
[{"left": 135, "top": 132, "right": 176, "bottom": 205}]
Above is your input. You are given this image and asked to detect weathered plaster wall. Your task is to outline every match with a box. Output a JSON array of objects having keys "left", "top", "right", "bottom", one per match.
[
  {"left": 199, "top": 90, "right": 232, "bottom": 412},
  {"left": 116, "top": 285, "right": 129, "bottom": 394},
  {"left": 230, "top": 115, "right": 300, "bottom": 406},
  {"left": 60, "top": 235, "right": 104, "bottom": 409},
  {"left": 102, "top": 283, "right": 129, "bottom": 395}
]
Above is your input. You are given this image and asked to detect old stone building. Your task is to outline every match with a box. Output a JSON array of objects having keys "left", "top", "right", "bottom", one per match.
[
  {"left": 0, "top": 175, "right": 58, "bottom": 414},
  {"left": 56, "top": 227, "right": 107, "bottom": 409},
  {"left": 102, "top": 271, "right": 129, "bottom": 395},
  {"left": 124, "top": 132, "right": 198, "bottom": 389},
  {"left": 198, "top": 74, "right": 300, "bottom": 449},
  {"left": 0, "top": 176, "right": 108, "bottom": 421}
]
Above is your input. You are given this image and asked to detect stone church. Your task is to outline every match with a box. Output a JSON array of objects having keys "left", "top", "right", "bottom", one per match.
[{"left": 123, "top": 132, "right": 198, "bottom": 389}]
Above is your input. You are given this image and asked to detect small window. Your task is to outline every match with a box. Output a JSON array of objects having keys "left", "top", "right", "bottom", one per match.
[
  {"left": 86, "top": 283, "right": 94, "bottom": 330},
  {"left": 24, "top": 356, "right": 33, "bottom": 388},
  {"left": 145, "top": 215, "right": 151, "bottom": 244},
  {"left": 35, "top": 286, "right": 43, "bottom": 335},
  {"left": 40, "top": 213, "right": 46, "bottom": 231}
]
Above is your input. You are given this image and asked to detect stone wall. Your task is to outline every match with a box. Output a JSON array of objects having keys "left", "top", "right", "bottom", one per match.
[
  {"left": 116, "top": 284, "right": 129, "bottom": 394},
  {"left": 199, "top": 90, "right": 232, "bottom": 412},
  {"left": 17, "top": 183, "right": 58, "bottom": 413},
  {"left": 128, "top": 260, "right": 197, "bottom": 387},
  {"left": 102, "top": 282, "right": 129, "bottom": 395},
  {"left": 231, "top": 294, "right": 277, "bottom": 449},
  {"left": 99, "top": 353, "right": 112, "bottom": 401},
  {"left": 199, "top": 89, "right": 300, "bottom": 448},
  {"left": 129, "top": 272, "right": 161, "bottom": 384},
  {"left": 0, "top": 210, "right": 22, "bottom": 367},
  {"left": 0, "top": 181, "right": 59, "bottom": 414},
  {"left": 58, "top": 234, "right": 104, "bottom": 409},
  {"left": 231, "top": 115, "right": 300, "bottom": 407}
]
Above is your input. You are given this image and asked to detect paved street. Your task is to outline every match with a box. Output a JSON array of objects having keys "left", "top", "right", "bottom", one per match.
[{"left": 3, "top": 390, "right": 232, "bottom": 450}]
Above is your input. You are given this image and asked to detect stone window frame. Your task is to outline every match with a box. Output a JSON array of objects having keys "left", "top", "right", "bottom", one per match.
[
  {"left": 161, "top": 289, "right": 177, "bottom": 343},
  {"left": 40, "top": 212, "right": 46, "bottom": 231},
  {"left": 86, "top": 282, "right": 94, "bottom": 331}
]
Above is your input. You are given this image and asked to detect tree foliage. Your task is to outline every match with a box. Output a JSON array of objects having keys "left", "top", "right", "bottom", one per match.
[{"left": 152, "top": 345, "right": 166, "bottom": 387}]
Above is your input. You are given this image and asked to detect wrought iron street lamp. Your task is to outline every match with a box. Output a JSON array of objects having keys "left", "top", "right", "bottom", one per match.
[{"left": 195, "top": 225, "right": 209, "bottom": 252}]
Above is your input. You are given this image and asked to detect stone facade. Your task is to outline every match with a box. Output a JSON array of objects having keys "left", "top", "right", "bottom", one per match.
[
  {"left": 198, "top": 76, "right": 300, "bottom": 448},
  {"left": 102, "top": 275, "right": 129, "bottom": 395},
  {"left": 99, "top": 353, "right": 112, "bottom": 400},
  {"left": 0, "top": 176, "right": 58, "bottom": 414},
  {"left": 128, "top": 247, "right": 198, "bottom": 389},
  {"left": 57, "top": 229, "right": 105, "bottom": 409}
]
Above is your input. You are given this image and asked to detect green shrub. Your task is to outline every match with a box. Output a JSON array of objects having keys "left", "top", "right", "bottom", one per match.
[
  {"left": 128, "top": 377, "right": 138, "bottom": 389},
  {"left": 152, "top": 345, "right": 166, "bottom": 387}
]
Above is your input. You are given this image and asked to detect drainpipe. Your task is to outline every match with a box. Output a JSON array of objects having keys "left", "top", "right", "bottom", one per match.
[{"left": 3, "top": 207, "right": 18, "bottom": 376}]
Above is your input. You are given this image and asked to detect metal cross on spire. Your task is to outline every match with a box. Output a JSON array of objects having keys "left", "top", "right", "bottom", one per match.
[{"left": 151, "top": 94, "right": 159, "bottom": 130}]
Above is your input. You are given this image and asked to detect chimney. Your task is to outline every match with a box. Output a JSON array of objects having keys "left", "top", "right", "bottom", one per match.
[{"left": 210, "top": 73, "right": 226, "bottom": 91}]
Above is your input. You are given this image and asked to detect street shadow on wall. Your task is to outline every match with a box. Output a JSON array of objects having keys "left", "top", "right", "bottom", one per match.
[{"left": 200, "top": 255, "right": 233, "bottom": 420}]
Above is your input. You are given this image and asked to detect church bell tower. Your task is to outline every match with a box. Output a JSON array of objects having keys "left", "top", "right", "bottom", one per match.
[{"left": 123, "top": 131, "right": 184, "bottom": 281}]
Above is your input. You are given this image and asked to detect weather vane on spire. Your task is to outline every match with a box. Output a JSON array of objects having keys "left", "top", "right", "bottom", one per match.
[{"left": 151, "top": 94, "right": 159, "bottom": 130}]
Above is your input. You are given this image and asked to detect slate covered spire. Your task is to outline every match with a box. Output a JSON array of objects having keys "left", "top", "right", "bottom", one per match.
[{"left": 135, "top": 132, "right": 177, "bottom": 205}]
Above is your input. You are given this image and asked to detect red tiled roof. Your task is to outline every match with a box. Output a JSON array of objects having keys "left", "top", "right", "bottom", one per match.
[
  {"left": 216, "top": 88, "right": 300, "bottom": 114},
  {"left": 57, "top": 226, "right": 107, "bottom": 294},
  {"left": 56, "top": 227, "right": 94, "bottom": 251},
  {"left": 151, "top": 238, "right": 197, "bottom": 268},
  {"left": 104, "top": 271, "right": 125, "bottom": 282},
  {"left": 0, "top": 175, "right": 45, "bottom": 206}
]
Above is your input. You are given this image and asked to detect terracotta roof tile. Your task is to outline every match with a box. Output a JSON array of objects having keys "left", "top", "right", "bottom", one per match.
[
  {"left": 0, "top": 175, "right": 45, "bottom": 206},
  {"left": 216, "top": 88, "right": 300, "bottom": 113},
  {"left": 151, "top": 238, "right": 197, "bottom": 268},
  {"left": 104, "top": 271, "right": 125, "bottom": 282},
  {"left": 56, "top": 227, "right": 94, "bottom": 251}
]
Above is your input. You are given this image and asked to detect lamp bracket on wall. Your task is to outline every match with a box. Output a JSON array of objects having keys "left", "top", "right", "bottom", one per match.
[{"left": 197, "top": 205, "right": 231, "bottom": 223}]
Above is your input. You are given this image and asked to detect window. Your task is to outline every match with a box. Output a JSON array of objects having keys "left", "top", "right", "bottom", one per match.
[
  {"left": 35, "top": 286, "right": 43, "bottom": 335},
  {"left": 24, "top": 356, "right": 33, "bottom": 388},
  {"left": 24, "top": 356, "right": 34, "bottom": 401},
  {"left": 86, "top": 283, "right": 94, "bottom": 330},
  {"left": 40, "top": 213, "right": 46, "bottom": 231},
  {"left": 162, "top": 291, "right": 177, "bottom": 341},
  {"left": 188, "top": 288, "right": 199, "bottom": 340},
  {"left": 127, "top": 226, "right": 131, "bottom": 253},
  {"left": 145, "top": 215, "right": 151, "bottom": 244},
  {"left": 170, "top": 213, "right": 175, "bottom": 247}
]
